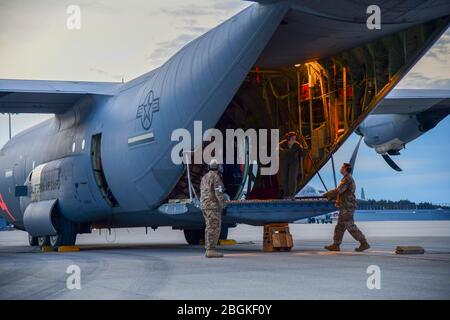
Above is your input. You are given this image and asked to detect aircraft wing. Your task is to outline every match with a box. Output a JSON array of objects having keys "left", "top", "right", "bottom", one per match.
[
  {"left": 0, "top": 79, "right": 121, "bottom": 114},
  {"left": 372, "top": 89, "right": 450, "bottom": 115}
]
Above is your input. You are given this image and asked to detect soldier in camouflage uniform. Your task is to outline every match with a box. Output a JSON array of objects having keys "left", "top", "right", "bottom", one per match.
[
  {"left": 200, "top": 159, "right": 226, "bottom": 258},
  {"left": 278, "top": 132, "right": 309, "bottom": 199},
  {"left": 323, "top": 163, "right": 370, "bottom": 252}
]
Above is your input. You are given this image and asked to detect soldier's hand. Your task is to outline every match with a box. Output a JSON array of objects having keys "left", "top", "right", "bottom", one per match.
[{"left": 323, "top": 191, "right": 336, "bottom": 201}]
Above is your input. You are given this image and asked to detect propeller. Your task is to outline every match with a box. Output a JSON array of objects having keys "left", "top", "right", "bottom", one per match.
[
  {"left": 330, "top": 136, "right": 362, "bottom": 184},
  {"left": 381, "top": 154, "right": 403, "bottom": 172},
  {"left": 349, "top": 136, "right": 363, "bottom": 174},
  {"left": 330, "top": 154, "right": 337, "bottom": 188},
  {"left": 348, "top": 135, "right": 403, "bottom": 173}
]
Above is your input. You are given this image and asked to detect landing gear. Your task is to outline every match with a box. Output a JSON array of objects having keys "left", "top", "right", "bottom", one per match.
[
  {"left": 37, "top": 236, "right": 50, "bottom": 247},
  {"left": 183, "top": 226, "right": 229, "bottom": 245},
  {"left": 28, "top": 234, "right": 38, "bottom": 246},
  {"left": 219, "top": 226, "right": 228, "bottom": 241},
  {"left": 184, "top": 228, "right": 204, "bottom": 245},
  {"left": 49, "top": 214, "right": 77, "bottom": 250}
]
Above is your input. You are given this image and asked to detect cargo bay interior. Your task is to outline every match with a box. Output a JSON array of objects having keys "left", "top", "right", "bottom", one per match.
[{"left": 168, "top": 18, "right": 446, "bottom": 202}]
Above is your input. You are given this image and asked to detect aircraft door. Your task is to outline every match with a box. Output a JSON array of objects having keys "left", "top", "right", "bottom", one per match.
[{"left": 73, "top": 157, "right": 97, "bottom": 212}]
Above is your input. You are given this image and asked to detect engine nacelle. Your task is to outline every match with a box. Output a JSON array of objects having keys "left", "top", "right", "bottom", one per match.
[
  {"left": 358, "top": 114, "right": 424, "bottom": 154},
  {"left": 23, "top": 199, "right": 58, "bottom": 237}
]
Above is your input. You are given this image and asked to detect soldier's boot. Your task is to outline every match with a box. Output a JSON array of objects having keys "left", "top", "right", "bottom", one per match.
[
  {"left": 205, "top": 249, "right": 224, "bottom": 258},
  {"left": 355, "top": 241, "right": 370, "bottom": 252},
  {"left": 324, "top": 244, "right": 340, "bottom": 251}
]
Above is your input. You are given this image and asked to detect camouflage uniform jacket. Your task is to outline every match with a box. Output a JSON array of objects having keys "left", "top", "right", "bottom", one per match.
[
  {"left": 324, "top": 173, "right": 356, "bottom": 210},
  {"left": 200, "top": 171, "right": 226, "bottom": 210}
]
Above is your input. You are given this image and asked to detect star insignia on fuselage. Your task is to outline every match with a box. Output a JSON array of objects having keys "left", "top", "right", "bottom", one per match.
[{"left": 136, "top": 90, "right": 160, "bottom": 130}]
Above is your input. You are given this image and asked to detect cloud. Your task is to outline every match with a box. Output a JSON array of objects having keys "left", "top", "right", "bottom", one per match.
[
  {"left": 145, "top": 33, "right": 198, "bottom": 66},
  {"left": 143, "top": 1, "right": 248, "bottom": 68},
  {"left": 89, "top": 68, "right": 123, "bottom": 81},
  {"left": 399, "top": 72, "right": 450, "bottom": 89},
  {"left": 211, "top": 1, "right": 248, "bottom": 11},
  {"left": 159, "top": 1, "right": 246, "bottom": 18},
  {"left": 398, "top": 29, "right": 450, "bottom": 89},
  {"left": 425, "top": 30, "right": 450, "bottom": 63}
]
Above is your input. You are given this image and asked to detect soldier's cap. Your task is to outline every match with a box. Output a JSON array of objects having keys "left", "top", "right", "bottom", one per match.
[
  {"left": 208, "top": 159, "right": 219, "bottom": 170},
  {"left": 342, "top": 163, "right": 352, "bottom": 171}
]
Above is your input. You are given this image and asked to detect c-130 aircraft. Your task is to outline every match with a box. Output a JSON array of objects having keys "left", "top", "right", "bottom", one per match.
[{"left": 1, "top": 0, "right": 450, "bottom": 249}]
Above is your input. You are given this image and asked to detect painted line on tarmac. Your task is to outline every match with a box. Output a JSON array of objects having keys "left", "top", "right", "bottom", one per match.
[{"left": 293, "top": 250, "right": 394, "bottom": 256}]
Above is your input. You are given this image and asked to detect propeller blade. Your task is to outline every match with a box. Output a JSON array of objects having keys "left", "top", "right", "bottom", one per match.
[
  {"left": 331, "top": 154, "right": 337, "bottom": 188},
  {"left": 381, "top": 154, "right": 403, "bottom": 172},
  {"left": 349, "top": 136, "right": 363, "bottom": 174}
]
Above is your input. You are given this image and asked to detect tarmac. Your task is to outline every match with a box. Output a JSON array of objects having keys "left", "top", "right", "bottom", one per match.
[{"left": 0, "top": 221, "right": 449, "bottom": 300}]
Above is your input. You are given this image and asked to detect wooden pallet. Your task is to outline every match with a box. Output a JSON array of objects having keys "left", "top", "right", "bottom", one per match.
[{"left": 263, "top": 223, "right": 293, "bottom": 252}]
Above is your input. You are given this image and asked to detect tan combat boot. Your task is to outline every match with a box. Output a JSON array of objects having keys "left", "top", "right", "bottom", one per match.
[
  {"left": 205, "top": 249, "right": 224, "bottom": 258},
  {"left": 355, "top": 241, "right": 370, "bottom": 252},
  {"left": 324, "top": 244, "right": 340, "bottom": 251}
]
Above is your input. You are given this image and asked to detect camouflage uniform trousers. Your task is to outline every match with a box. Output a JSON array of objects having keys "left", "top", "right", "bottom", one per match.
[
  {"left": 202, "top": 208, "right": 222, "bottom": 250},
  {"left": 333, "top": 208, "right": 367, "bottom": 245}
]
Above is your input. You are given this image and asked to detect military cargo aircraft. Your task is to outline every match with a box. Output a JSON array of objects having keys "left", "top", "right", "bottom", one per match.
[{"left": 1, "top": 0, "right": 450, "bottom": 249}]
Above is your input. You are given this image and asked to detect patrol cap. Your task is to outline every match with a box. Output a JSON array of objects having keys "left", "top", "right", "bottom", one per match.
[
  {"left": 208, "top": 159, "right": 219, "bottom": 170},
  {"left": 342, "top": 162, "right": 352, "bottom": 172}
]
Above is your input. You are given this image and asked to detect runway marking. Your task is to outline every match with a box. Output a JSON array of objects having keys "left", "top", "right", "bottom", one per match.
[
  {"left": 294, "top": 250, "right": 394, "bottom": 256},
  {"left": 224, "top": 253, "right": 259, "bottom": 257}
]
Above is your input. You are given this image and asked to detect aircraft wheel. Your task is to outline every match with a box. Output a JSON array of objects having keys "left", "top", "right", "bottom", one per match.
[
  {"left": 219, "top": 226, "right": 229, "bottom": 241},
  {"left": 184, "top": 228, "right": 205, "bottom": 245},
  {"left": 184, "top": 225, "right": 229, "bottom": 245},
  {"left": 28, "top": 234, "right": 38, "bottom": 246},
  {"left": 49, "top": 214, "right": 77, "bottom": 250},
  {"left": 37, "top": 236, "right": 50, "bottom": 247}
]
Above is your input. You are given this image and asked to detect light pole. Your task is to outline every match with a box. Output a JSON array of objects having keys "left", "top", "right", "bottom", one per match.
[{"left": 8, "top": 113, "right": 12, "bottom": 140}]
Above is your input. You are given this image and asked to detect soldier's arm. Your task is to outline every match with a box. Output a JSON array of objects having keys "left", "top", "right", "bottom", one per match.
[
  {"left": 213, "top": 175, "right": 226, "bottom": 208},
  {"left": 323, "top": 189, "right": 338, "bottom": 200},
  {"left": 336, "top": 177, "right": 350, "bottom": 194},
  {"left": 278, "top": 141, "right": 288, "bottom": 152}
]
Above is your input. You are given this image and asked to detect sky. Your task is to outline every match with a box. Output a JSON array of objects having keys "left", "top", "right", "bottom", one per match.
[{"left": 0, "top": 0, "right": 449, "bottom": 203}]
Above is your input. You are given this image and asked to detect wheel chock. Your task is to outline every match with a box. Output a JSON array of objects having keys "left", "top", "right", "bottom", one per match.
[
  {"left": 395, "top": 246, "right": 425, "bottom": 254},
  {"left": 219, "top": 239, "right": 237, "bottom": 246},
  {"left": 41, "top": 246, "right": 53, "bottom": 252},
  {"left": 58, "top": 246, "right": 80, "bottom": 252},
  {"left": 199, "top": 239, "right": 236, "bottom": 246}
]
